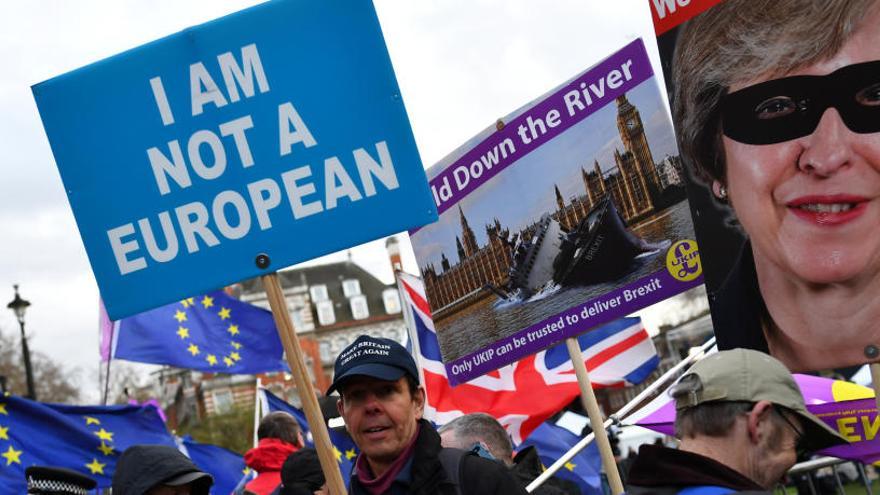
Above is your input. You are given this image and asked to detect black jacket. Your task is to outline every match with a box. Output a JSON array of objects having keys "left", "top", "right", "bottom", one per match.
[
  {"left": 709, "top": 242, "right": 770, "bottom": 354},
  {"left": 349, "top": 419, "right": 526, "bottom": 495},
  {"left": 626, "top": 444, "right": 769, "bottom": 495},
  {"left": 509, "top": 446, "right": 580, "bottom": 495}
]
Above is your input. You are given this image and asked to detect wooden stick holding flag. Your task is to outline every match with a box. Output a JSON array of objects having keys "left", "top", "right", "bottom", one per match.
[
  {"left": 261, "top": 273, "right": 348, "bottom": 495},
  {"left": 253, "top": 377, "right": 263, "bottom": 449},
  {"left": 564, "top": 338, "right": 625, "bottom": 495}
]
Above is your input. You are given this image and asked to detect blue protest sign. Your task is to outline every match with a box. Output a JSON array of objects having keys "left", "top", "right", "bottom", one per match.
[{"left": 32, "top": 0, "right": 437, "bottom": 319}]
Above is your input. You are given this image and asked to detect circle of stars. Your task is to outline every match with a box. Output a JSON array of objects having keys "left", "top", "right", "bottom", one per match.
[{"left": 175, "top": 294, "right": 245, "bottom": 369}]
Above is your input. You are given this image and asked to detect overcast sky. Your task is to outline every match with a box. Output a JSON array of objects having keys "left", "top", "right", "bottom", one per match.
[{"left": 0, "top": 1, "right": 669, "bottom": 402}]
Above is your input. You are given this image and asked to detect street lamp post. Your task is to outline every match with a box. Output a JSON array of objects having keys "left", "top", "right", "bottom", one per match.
[{"left": 7, "top": 285, "right": 36, "bottom": 400}]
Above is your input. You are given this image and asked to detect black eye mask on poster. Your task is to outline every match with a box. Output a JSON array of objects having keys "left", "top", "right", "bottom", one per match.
[{"left": 720, "top": 60, "right": 880, "bottom": 145}]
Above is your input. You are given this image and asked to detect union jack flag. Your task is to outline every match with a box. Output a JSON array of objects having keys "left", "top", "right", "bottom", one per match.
[{"left": 397, "top": 272, "right": 659, "bottom": 444}]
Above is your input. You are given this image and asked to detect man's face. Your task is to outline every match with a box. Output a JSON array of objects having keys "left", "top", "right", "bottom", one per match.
[
  {"left": 751, "top": 408, "right": 802, "bottom": 488},
  {"left": 337, "top": 376, "right": 425, "bottom": 472}
]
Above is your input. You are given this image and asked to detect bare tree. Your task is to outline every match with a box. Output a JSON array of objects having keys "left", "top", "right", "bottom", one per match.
[
  {"left": 98, "top": 360, "right": 158, "bottom": 405},
  {"left": 0, "top": 328, "right": 80, "bottom": 403}
]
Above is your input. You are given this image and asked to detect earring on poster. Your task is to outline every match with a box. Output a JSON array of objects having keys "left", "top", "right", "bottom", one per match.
[{"left": 712, "top": 181, "right": 728, "bottom": 202}]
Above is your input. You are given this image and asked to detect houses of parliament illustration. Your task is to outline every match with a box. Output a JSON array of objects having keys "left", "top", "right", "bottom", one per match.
[{"left": 422, "top": 94, "right": 684, "bottom": 314}]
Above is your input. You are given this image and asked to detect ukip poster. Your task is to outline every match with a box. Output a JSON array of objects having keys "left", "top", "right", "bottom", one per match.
[{"left": 409, "top": 39, "right": 703, "bottom": 384}]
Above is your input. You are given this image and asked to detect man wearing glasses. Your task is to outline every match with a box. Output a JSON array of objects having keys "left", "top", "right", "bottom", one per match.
[{"left": 627, "top": 349, "right": 848, "bottom": 494}]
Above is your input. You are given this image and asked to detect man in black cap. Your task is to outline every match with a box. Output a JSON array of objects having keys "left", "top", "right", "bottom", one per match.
[
  {"left": 112, "top": 444, "right": 213, "bottom": 495},
  {"left": 25, "top": 466, "right": 96, "bottom": 495},
  {"left": 330, "top": 335, "right": 525, "bottom": 495}
]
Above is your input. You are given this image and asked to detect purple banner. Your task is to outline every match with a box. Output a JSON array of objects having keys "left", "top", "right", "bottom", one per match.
[
  {"left": 635, "top": 383, "right": 880, "bottom": 464},
  {"left": 426, "top": 38, "right": 654, "bottom": 217},
  {"left": 813, "top": 399, "right": 880, "bottom": 463},
  {"left": 445, "top": 268, "right": 703, "bottom": 385}
]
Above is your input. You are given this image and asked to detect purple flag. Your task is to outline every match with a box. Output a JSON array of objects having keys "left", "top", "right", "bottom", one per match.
[{"left": 98, "top": 298, "right": 114, "bottom": 362}]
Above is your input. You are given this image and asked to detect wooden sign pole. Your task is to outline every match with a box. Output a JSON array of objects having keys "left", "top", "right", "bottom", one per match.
[
  {"left": 565, "top": 337, "right": 625, "bottom": 495},
  {"left": 870, "top": 363, "right": 880, "bottom": 414},
  {"left": 262, "top": 273, "right": 348, "bottom": 495}
]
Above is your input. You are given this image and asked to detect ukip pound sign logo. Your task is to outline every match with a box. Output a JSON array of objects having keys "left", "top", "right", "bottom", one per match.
[{"left": 666, "top": 239, "right": 701, "bottom": 282}]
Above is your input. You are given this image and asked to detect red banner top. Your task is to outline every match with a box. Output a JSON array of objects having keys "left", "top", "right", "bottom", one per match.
[{"left": 649, "top": 0, "right": 726, "bottom": 36}]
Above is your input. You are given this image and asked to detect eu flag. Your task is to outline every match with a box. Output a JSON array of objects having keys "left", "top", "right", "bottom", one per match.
[
  {"left": 0, "top": 395, "right": 175, "bottom": 492},
  {"left": 519, "top": 421, "right": 602, "bottom": 495},
  {"left": 113, "top": 290, "right": 287, "bottom": 373},
  {"left": 262, "top": 389, "right": 359, "bottom": 482},
  {"left": 182, "top": 436, "right": 247, "bottom": 495}
]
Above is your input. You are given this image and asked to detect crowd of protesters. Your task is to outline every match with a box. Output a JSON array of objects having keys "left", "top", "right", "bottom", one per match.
[{"left": 23, "top": 337, "right": 857, "bottom": 495}]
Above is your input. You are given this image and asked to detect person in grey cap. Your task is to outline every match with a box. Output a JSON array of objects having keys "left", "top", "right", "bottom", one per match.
[
  {"left": 111, "top": 444, "right": 213, "bottom": 495},
  {"left": 25, "top": 465, "right": 96, "bottom": 495},
  {"left": 627, "top": 349, "right": 849, "bottom": 494},
  {"left": 330, "top": 334, "right": 526, "bottom": 495}
]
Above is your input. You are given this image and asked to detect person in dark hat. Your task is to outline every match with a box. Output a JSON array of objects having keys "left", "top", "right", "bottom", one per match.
[
  {"left": 25, "top": 466, "right": 96, "bottom": 495},
  {"left": 279, "top": 447, "right": 327, "bottom": 495},
  {"left": 330, "top": 334, "right": 525, "bottom": 495},
  {"left": 112, "top": 444, "right": 213, "bottom": 495}
]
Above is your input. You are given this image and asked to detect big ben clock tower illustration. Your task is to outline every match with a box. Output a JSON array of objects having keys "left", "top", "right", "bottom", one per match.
[{"left": 616, "top": 94, "right": 660, "bottom": 199}]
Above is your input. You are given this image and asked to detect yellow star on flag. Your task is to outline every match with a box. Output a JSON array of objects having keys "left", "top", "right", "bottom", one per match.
[
  {"left": 565, "top": 461, "right": 576, "bottom": 471},
  {"left": 345, "top": 449, "right": 357, "bottom": 460},
  {"left": 98, "top": 442, "right": 114, "bottom": 456},
  {"left": 227, "top": 324, "right": 239, "bottom": 336},
  {"left": 174, "top": 310, "right": 187, "bottom": 323},
  {"left": 181, "top": 297, "right": 195, "bottom": 308},
  {"left": 230, "top": 352, "right": 241, "bottom": 361},
  {"left": 0, "top": 426, "right": 8, "bottom": 440},
  {"left": 83, "top": 416, "right": 100, "bottom": 425},
  {"left": 85, "top": 458, "right": 106, "bottom": 475},
  {"left": 223, "top": 356, "right": 234, "bottom": 367},
  {"left": 201, "top": 295, "right": 214, "bottom": 308},
  {"left": 94, "top": 428, "right": 114, "bottom": 442},
  {"left": 187, "top": 344, "right": 200, "bottom": 356},
  {"left": 333, "top": 446, "right": 342, "bottom": 462},
  {"left": 218, "top": 307, "right": 231, "bottom": 320},
  {"left": 0, "top": 403, "right": 7, "bottom": 415},
  {"left": 177, "top": 326, "right": 190, "bottom": 339},
  {"left": 2, "top": 445, "right": 22, "bottom": 465},
  {"left": 231, "top": 341, "right": 242, "bottom": 350},
  {"left": 206, "top": 354, "right": 218, "bottom": 366}
]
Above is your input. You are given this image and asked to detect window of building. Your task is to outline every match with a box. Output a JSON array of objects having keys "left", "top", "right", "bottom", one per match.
[
  {"left": 291, "top": 306, "right": 305, "bottom": 328},
  {"left": 319, "top": 341, "right": 332, "bottom": 364},
  {"left": 309, "top": 284, "right": 328, "bottom": 302},
  {"left": 342, "top": 279, "right": 361, "bottom": 297},
  {"left": 296, "top": 307, "right": 315, "bottom": 332},
  {"left": 212, "top": 389, "right": 234, "bottom": 414},
  {"left": 316, "top": 300, "right": 336, "bottom": 326},
  {"left": 382, "top": 288, "right": 401, "bottom": 314},
  {"left": 350, "top": 295, "right": 369, "bottom": 320}
]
